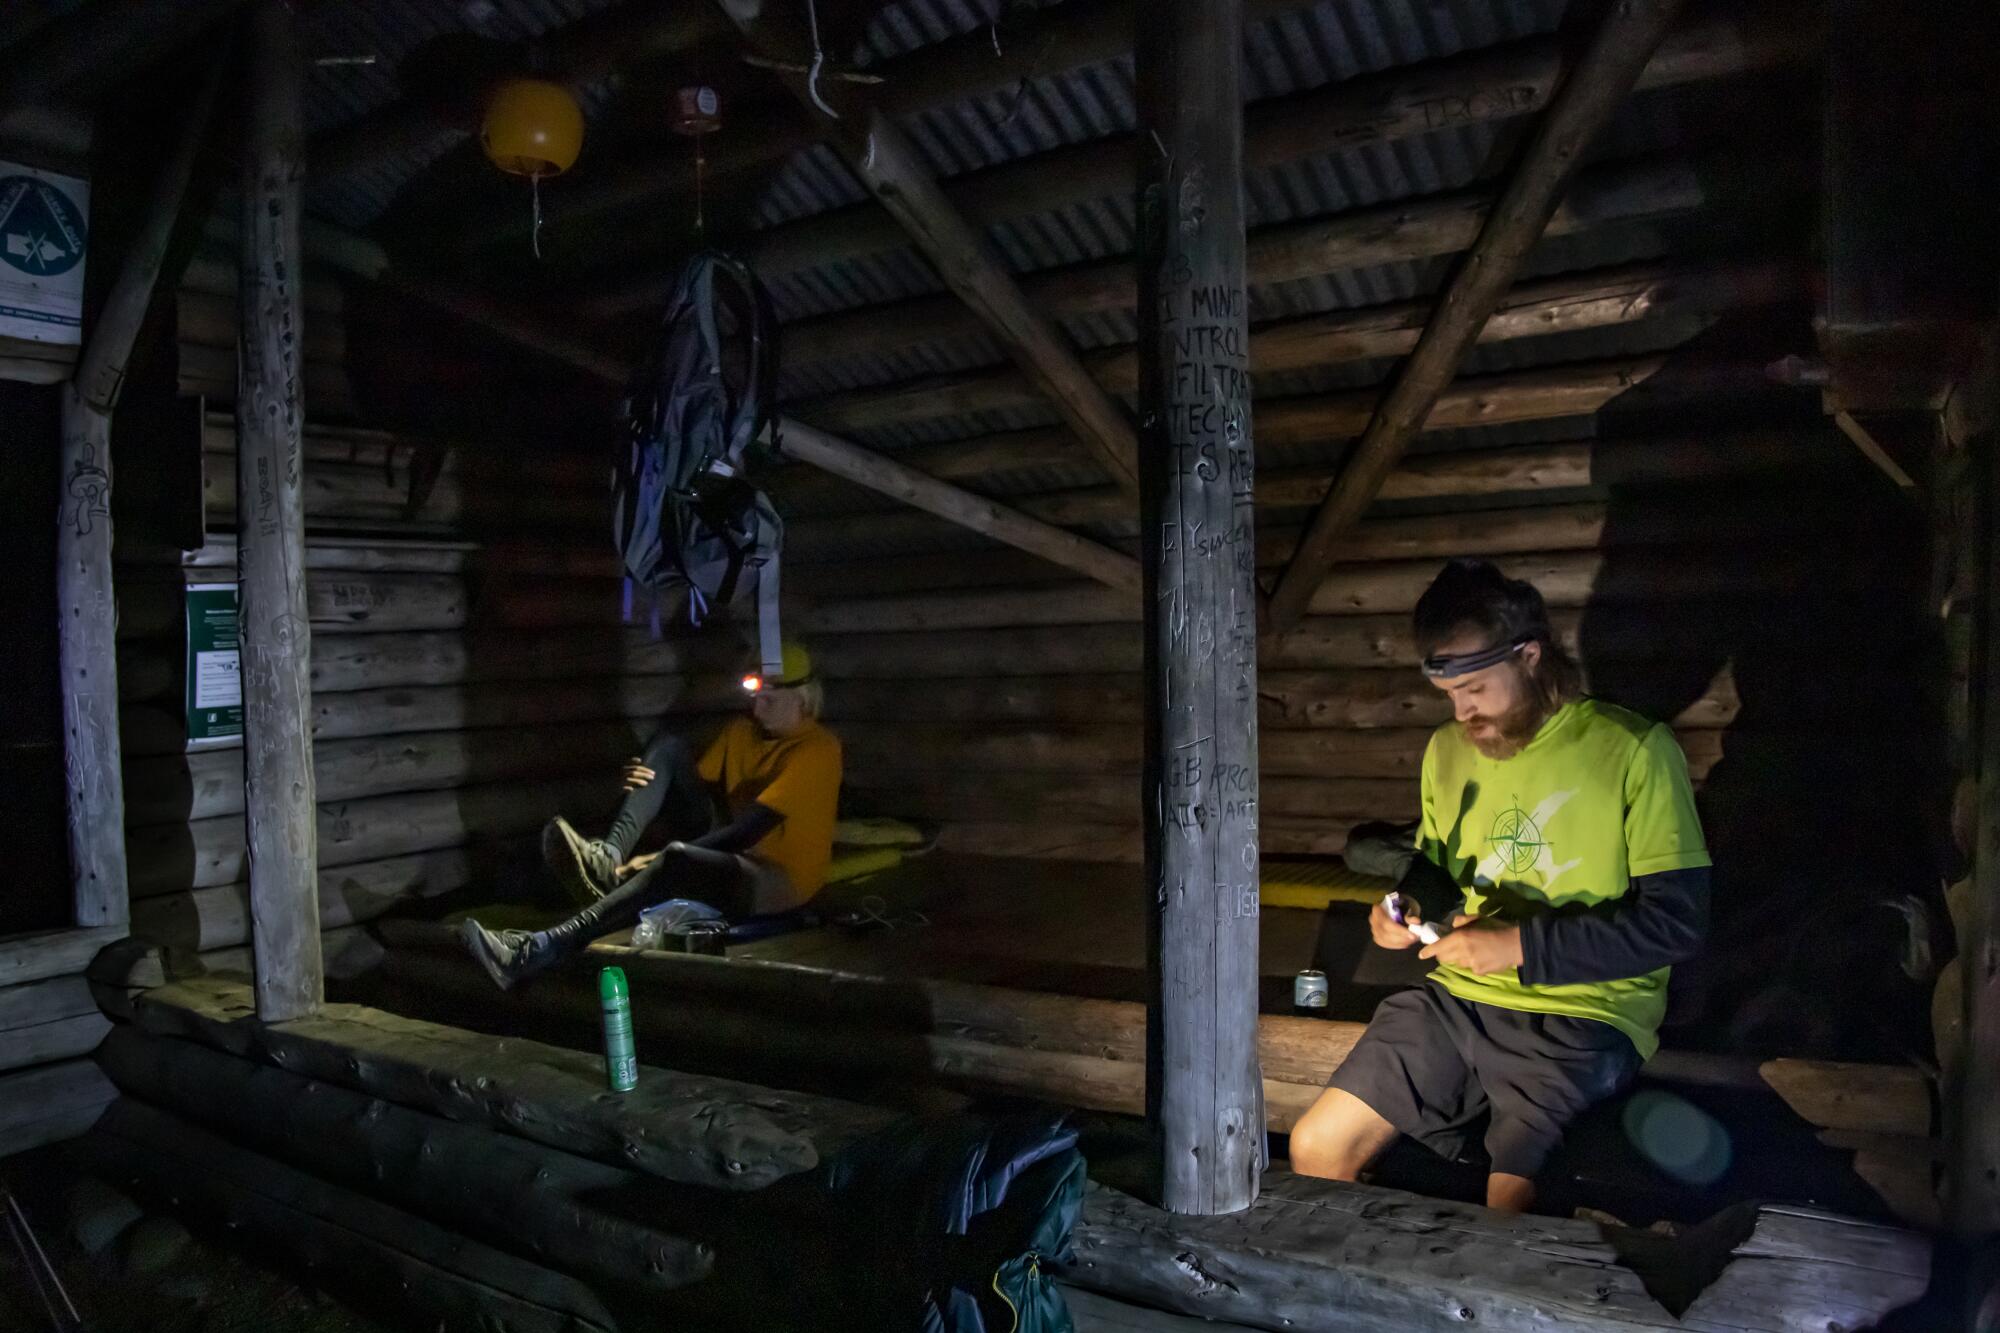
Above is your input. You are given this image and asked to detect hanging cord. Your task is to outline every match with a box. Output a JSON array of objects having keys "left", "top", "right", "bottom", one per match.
[
  {"left": 803, "top": 0, "right": 839, "bottom": 119},
  {"left": 694, "top": 128, "right": 707, "bottom": 234},
  {"left": 530, "top": 171, "right": 545, "bottom": 259}
]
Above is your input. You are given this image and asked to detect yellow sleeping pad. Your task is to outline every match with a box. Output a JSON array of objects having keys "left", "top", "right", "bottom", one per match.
[
  {"left": 826, "top": 845, "right": 905, "bottom": 884},
  {"left": 1260, "top": 858, "right": 1390, "bottom": 910}
]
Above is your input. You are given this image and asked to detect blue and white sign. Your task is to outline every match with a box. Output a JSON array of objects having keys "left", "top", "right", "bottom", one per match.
[{"left": 0, "top": 163, "right": 89, "bottom": 345}]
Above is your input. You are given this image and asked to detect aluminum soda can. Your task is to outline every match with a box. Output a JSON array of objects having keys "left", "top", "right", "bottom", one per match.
[
  {"left": 600, "top": 965, "right": 638, "bottom": 1092},
  {"left": 1294, "top": 969, "right": 1329, "bottom": 1011}
]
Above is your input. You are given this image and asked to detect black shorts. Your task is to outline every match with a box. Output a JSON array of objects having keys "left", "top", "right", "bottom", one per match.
[{"left": 1328, "top": 983, "right": 1641, "bottom": 1179}]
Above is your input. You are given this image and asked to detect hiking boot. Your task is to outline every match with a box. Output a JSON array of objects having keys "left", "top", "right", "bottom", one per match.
[
  {"left": 542, "top": 816, "right": 619, "bottom": 906},
  {"left": 457, "top": 919, "right": 556, "bottom": 991}
]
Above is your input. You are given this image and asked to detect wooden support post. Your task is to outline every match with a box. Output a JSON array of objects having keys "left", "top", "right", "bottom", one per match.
[
  {"left": 1956, "top": 349, "right": 2000, "bottom": 1239},
  {"left": 1136, "top": 0, "right": 1262, "bottom": 1214},
  {"left": 237, "top": 0, "right": 321, "bottom": 1021},
  {"left": 1264, "top": 0, "right": 1687, "bottom": 634},
  {"left": 57, "top": 56, "right": 224, "bottom": 928}
]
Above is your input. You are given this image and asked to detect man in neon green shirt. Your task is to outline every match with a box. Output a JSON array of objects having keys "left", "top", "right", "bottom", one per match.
[{"left": 1290, "top": 559, "right": 1711, "bottom": 1213}]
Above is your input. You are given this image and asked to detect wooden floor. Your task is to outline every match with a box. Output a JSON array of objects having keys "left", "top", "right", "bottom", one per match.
[{"left": 727, "top": 852, "right": 1423, "bottom": 1021}]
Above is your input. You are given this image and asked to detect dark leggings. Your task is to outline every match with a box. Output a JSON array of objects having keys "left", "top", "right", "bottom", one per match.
[
  {"left": 602, "top": 733, "right": 715, "bottom": 861},
  {"left": 579, "top": 731, "right": 758, "bottom": 926}
]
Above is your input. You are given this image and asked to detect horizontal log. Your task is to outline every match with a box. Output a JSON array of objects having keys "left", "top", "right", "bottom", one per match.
[
  {"left": 783, "top": 425, "right": 1832, "bottom": 554},
  {"left": 126, "top": 720, "right": 661, "bottom": 822},
  {"left": 0, "top": 1011, "right": 112, "bottom": 1072},
  {"left": 0, "top": 925, "right": 128, "bottom": 987},
  {"left": 0, "top": 974, "right": 97, "bottom": 1030},
  {"left": 783, "top": 157, "right": 1709, "bottom": 369},
  {"left": 844, "top": 772, "right": 1406, "bottom": 826},
  {"left": 89, "top": 1097, "right": 620, "bottom": 1333},
  {"left": 794, "top": 259, "right": 1798, "bottom": 433},
  {"left": 200, "top": 413, "right": 602, "bottom": 492},
  {"left": 200, "top": 449, "right": 602, "bottom": 531},
  {"left": 126, "top": 775, "right": 616, "bottom": 898},
  {"left": 129, "top": 847, "right": 484, "bottom": 953},
  {"left": 179, "top": 285, "right": 346, "bottom": 359},
  {"left": 304, "top": 627, "right": 733, "bottom": 693},
  {"left": 1064, "top": 1174, "right": 1928, "bottom": 1333},
  {"left": 0, "top": 1059, "right": 115, "bottom": 1158},
  {"left": 378, "top": 928, "right": 1930, "bottom": 1140},
  {"left": 97, "top": 1026, "right": 713, "bottom": 1294},
  {"left": 182, "top": 249, "right": 344, "bottom": 310},
  {"left": 118, "top": 569, "right": 625, "bottom": 640},
  {"left": 177, "top": 341, "right": 355, "bottom": 412},
  {"left": 131, "top": 975, "right": 898, "bottom": 1188}
]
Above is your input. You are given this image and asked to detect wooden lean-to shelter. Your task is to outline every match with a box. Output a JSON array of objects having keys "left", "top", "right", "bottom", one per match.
[{"left": 1, "top": 0, "right": 1996, "bottom": 1326}]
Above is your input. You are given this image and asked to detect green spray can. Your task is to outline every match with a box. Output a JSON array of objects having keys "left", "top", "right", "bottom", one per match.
[{"left": 600, "top": 966, "right": 638, "bottom": 1093}]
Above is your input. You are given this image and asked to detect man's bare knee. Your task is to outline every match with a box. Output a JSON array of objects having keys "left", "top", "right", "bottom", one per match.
[{"left": 1288, "top": 1088, "right": 1396, "bottom": 1181}]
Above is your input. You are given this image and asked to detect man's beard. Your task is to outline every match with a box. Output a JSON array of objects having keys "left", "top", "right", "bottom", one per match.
[{"left": 1460, "top": 693, "right": 1550, "bottom": 760}]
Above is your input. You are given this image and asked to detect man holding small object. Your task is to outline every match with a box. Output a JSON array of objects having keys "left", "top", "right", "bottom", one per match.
[{"left": 1288, "top": 560, "right": 1710, "bottom": 1214}]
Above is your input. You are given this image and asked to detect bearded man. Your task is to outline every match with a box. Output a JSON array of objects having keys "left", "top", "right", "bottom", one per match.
[{"left": 1288, "top": 559, "right": 1710, "bottom": 1214}]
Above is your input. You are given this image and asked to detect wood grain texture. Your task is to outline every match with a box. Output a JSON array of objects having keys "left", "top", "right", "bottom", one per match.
[
  {"left": 1063, "top": 1171, "right": 1929, "bottom": 1332},
  {"left": 237, "top": 0, "right": 321, "bottom": 1020},
  {"left": 130, "top": 976, "right": 896, "bottom": 1189},
  {"left": 96, "top": 1025, "right": 713, "bottom": 1293},
  {"left": 89, "top": 1097, "right": 619, "bottom": 1333},
  {"left": 1267, "top": 0, "right": 1691, "bottom": 631}
]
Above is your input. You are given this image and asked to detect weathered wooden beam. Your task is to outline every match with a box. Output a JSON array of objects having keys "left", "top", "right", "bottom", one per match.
[
  {"left": 781, "top": 419, "right": 1140, "bottom": 592},
  {"left": 0, "top": 0, "right": 247, "bottom": 118},
  {"left": 124, "top": 775, "right": 615, "bottom": 899},
  {"left": 1955, "top": 361, "right": 2000, "bottom": 1235},
  {"left": 88, "top": 1097, "right": 621, "bottom": 1333},
  {"left": 0, "top": 1059, "right": 115, "bottom": 1159},
  {"left": 579, "top": 7, "right": 1801, "bottom": 318},
  {"left": 0, "top": 926, "right": 128, "bottom": 987},
  {"left": 1063, "top": 1173, "right": 1930, "bottom": 1333},
  {"left": 717, "top": 2, "right": 1142, "bottom": 498},
  {"left": 781, "top": 154, "right": 1712, "bottom": 370},
  {"left": 1134, "top": 0, "right": 1263, "bottom": 1215},
  {"left": 128, "top": 848, "right": 484, "bottom": 953},
  {"left": 792, "top": 259, "right": 1800, "bottom": 435},
  {"left": 292, "top": 226, "right": 1135, "bottom": 586},
  {"left": 238, "top": 0, "right": 320, "bottom": 1020},
  {"left": 57, "top": 59, "right": 223, "bottom": 930},
  {"left": 1266, "top": 0, "right": 1690, "bottom": 633},
  {"left": 96, "top": 1026, "right": 714, "bottom": 1293},
  {"left": 130, "top": 975, "right": 897, "bottom": 1187}
]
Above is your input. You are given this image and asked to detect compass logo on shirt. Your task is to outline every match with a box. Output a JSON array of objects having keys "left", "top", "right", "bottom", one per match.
[{"left": 1488, "top": 800, "right": 1546, "bottom": 874}]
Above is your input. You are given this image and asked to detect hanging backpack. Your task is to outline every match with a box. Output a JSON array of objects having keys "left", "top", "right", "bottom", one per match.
[{"left": 613, "top": 250, "right": 785, "bottom": 674}]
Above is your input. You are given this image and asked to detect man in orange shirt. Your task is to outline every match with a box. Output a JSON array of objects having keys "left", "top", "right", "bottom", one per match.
[{"left": 459, "top": 642, "right": 843, "bottom": 990}]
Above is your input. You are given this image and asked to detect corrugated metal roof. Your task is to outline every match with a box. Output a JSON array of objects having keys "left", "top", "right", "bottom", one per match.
[{"left": 300, "top": 0, "right": 629, "bottom": 227}]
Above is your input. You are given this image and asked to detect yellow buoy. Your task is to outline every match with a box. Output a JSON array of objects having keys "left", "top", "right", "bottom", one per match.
[{"left": 480, "top": 77, "right": 583, "bottom": 178}]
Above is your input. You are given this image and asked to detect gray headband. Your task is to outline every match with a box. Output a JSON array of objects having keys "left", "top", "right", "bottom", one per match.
[{"left": 1420, "top": 635, "right": 1531, "bottom": 680}]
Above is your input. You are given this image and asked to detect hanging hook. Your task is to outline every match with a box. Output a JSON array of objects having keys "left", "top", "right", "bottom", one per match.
[{"left": 803, "top": 0, "right": 839, "bottom": 119}]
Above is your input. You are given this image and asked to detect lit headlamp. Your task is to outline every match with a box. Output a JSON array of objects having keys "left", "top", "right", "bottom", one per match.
[
  {"left": 742, "top": 670, "right": 814, "bottom": 694},
  {"left": 1419, "top": 635, "right": 1531, "bottom": 680}
]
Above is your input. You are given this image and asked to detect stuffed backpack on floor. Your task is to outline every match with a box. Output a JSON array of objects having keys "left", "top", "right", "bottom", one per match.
[{"left": 613, "top": 249, "right": 785, "bottom": 673}]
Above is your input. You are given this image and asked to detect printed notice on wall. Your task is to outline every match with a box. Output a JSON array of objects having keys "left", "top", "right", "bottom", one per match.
[
  {"left": 185, "top": 583, "right": 242, "bottom": 747},
  {"left": 0, "top": 163, "right": 89, "bottom": 345}
]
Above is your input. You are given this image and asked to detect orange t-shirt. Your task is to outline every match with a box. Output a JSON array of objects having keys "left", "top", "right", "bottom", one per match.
[{"left": 697, "top": 716, "right": 843, "bottom": 900}]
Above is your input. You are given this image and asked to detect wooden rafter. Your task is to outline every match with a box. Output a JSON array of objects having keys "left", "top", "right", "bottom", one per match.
[
  {"left": 711, "top": 1, "right": 1141, "bottom": 498},
  {"left": 294, "top": 226, "right": 1138, "bottom": 592},
  {"left": 1264, "top": 0, "right": 1691, "bottom": 635}
]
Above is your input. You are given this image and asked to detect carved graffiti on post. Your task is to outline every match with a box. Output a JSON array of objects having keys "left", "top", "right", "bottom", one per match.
[{"left": 1138, "top": 0, "right": 1264, "bottom": 1213}]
